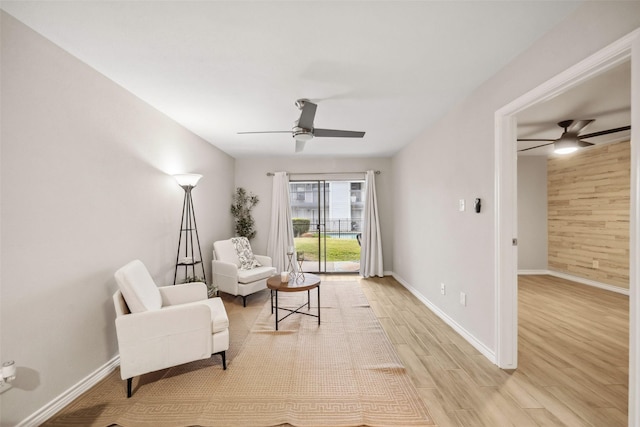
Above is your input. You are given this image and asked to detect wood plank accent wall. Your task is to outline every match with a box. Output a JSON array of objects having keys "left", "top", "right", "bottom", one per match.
[{"left": 547, "top": 140, "right": 630, "bottom": 288}]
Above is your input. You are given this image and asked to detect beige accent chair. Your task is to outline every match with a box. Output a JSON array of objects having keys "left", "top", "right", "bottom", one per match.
[
  {"left": 212, "top": 239, "right": 276, "bottom": 307},
  {"left": 113, "top": 259, "right": 229, "bottom": 397}
]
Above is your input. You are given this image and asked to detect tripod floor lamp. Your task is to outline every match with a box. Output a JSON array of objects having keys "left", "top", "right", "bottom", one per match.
[{"left": 173, "top": 173, "right": 206, "bottom": 287}]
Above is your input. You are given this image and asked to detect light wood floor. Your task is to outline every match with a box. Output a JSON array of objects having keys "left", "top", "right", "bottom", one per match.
[{"left": 353, "top": 274, "right": 629, "bottom": 427}]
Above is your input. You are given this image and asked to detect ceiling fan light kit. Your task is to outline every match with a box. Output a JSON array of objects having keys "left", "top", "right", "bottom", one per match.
[
  {"left": 517, "top": 119, "right": 630, "bottom": 155},
  {"left": 292, "top": 127, "right": 313, "bottom": 141},
  {"left": 553, "top": 137, "right": 579, "bottom": 154},
  {"left": 238, "top": 99, "right": 365, "bottom": 153}
]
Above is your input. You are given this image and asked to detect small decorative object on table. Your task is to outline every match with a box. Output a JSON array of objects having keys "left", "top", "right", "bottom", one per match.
[
  {"left": 286, "top": 246, "right": 295, "bottom": 276},
  {"left": 295, "top": 252, "right": 305, "bottom": 281}
]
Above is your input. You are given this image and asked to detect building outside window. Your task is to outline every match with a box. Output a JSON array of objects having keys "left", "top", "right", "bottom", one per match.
[{"left": 289, "top": 180, "right": 364, "bottom": 234}]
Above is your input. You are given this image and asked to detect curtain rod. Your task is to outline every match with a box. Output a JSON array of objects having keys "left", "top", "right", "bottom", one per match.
[{"left": 266, "top": 171, "right": 380, "bottom": 176}]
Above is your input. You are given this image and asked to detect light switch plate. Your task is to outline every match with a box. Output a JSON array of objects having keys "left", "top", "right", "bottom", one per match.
[{"left": 459, "top": 199, "right": 465, "bottom": 212}]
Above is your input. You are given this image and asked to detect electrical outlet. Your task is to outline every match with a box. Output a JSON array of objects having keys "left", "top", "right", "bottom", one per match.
[
  {"left": 459, "top": 199, "right": 465, "bottom": 212},
  {"left": 460, "top": 292, "right": 467, "bottom": 306},
  {"left": 593, "top": 260, "right": 599, "bottom": 269},
  {"left": 440, "top": 283, "right": 446, "bottom": 295}
]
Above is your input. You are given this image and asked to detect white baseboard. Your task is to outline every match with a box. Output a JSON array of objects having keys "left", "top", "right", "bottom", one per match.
[
  {"left": 390, "top": 272, "right": 496, "bottom": 364},
  {"left": 517, "top": 269, "right": 548, "bottom": 275},
  {"left": 518, "top": 269, "right": 629, "bottom": 295},
  {"left": 18, "top": 355, "right": 120, "bottom": 427},
  {"left": 547, "top": 270, "right": 629, "bottom": 296}
]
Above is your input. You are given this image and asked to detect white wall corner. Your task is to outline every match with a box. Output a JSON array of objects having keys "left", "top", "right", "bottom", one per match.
[
  {"left": 628, "top": 25, "right": 640, "bottom": 427},
  {"left": 391, "top": 272, "right": 496, "bottom": 364},
  {"left": 494, "top": 113, "right": 519, "bottom": 370}
]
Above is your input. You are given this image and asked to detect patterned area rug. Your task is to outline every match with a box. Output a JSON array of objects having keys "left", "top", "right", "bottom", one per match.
[{"left": 44, "top": 281, "right": 433, "bottom": 427}]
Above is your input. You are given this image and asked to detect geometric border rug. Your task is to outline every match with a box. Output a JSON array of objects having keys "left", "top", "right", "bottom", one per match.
[{"left": 43, "top": 281, "right": 433, "bottom": 427}]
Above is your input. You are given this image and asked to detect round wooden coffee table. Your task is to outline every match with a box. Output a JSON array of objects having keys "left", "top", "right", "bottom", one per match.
[{"left": 266, "top": 273, "right": 321, "bottom": 330}]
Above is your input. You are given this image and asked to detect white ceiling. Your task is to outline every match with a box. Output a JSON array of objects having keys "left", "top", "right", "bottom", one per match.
[
  {"left": 517, "top": 59, "right": 631, "bottom": 156},
  {"left": 1, "top": 1, "right": 585, "bottom": 158}
]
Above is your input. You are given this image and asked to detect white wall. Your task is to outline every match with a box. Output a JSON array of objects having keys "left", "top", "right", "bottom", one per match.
[
  {"left": 234, "top": 157, "right": 393, "bottom": 272},
  {"left": 392, "top": 2, "right": 640, "bottom": 353},
  {"left": 517, "top": 156, "right": 548, "bottom": 271},
  {"left": 0, "top": 12, "right": 235, "bottom": 425}
]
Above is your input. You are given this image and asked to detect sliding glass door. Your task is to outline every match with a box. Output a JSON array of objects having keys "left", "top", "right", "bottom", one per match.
[{"left": 289, "top": 179, "right": 364, "bottom": 273}]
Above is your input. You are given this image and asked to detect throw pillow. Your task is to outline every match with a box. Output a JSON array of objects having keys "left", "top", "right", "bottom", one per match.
[{"left": 231, "top": 237, "right": 261, "bottom": 270}]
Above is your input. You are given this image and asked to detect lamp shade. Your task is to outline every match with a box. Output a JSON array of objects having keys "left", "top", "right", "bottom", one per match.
[{"left": 173, "top": 173, "right": 202, "bottom": 188}]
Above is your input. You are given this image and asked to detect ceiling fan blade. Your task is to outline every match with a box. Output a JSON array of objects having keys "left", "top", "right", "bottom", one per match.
[
  {"left": 577, "top": 140, "right": 594, "bottom": 148},
  {"left": 517, "top": 138, "right": 556, "bottom": 142},
  {"left": 295, "top": 140, "right": 306, "bottom": 153},
  {"left": 313, "top": 128, "right": 365, "bottom": 138},
  {"left": 298, "top": 101, "right": 317, "bottom": 130},
  {"left": 565, "top": 119, "right": 594, "bottom": 134},
  {"left": 237, "top": 131, "right": 291, "bottom": 134},
  {"left": 579, "top": 125, "right": 631, "bottom": 139},
  {"left": 518, "top": 142, "right": 554, "bottom": 152}
]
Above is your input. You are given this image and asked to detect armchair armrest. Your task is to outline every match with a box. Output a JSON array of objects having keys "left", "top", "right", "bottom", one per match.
[
  {"left": 255, "top": 255, "right": 272, "bottom": 267},
  {"left": 159, "top": 282, "right": 207, "bottom": 306},
  {"left": 212, "top": 259, "right": 238, "bottom": 277},
  {"left": 115, "top": 303, "right": 211, "bottom": 342},
  {"left": 115, "top": 304, "right": 213, "bottom": 379},
  {"left": 211, "top": 259, "right": 240, "bottom": 295}
]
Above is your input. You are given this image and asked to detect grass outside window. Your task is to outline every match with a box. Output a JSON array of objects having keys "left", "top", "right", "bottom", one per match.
[{"left": 294, "top": 237, "right": 360, "bottom": 262}]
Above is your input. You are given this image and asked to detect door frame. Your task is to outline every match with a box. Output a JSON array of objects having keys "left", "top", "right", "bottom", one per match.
[
  {"left": 290, "top": 179, "right": 327, "bottom": 273},
  {"left": 494, "top": 28, "right": 640, "bottom": 423}
]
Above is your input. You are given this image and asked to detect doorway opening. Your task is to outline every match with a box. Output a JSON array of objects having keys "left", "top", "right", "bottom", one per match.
[
  {"left": 494, "top": 27, "right": 638, "bottom": 425},
  {"left": 289, "top": 179, "right": 365, "bottom": 273}
]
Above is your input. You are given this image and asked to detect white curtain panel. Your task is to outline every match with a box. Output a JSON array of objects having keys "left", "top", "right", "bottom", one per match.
[
  {"left": 360, "top": 170, "right": 384, "bottom": 277},
  {"left": 266, "top": 172, "right": 296, "bottom": 272}
]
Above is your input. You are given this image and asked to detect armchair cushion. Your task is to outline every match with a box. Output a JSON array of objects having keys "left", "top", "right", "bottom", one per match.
[
  {"left": 237, "top": 266, "right": 277, "bottom": 284},
  {"left": 115, "top": 260, "right": 162, "bottom": 313},
  {"left": 231, "top": 237, "right": 261, "bottom": 270}
]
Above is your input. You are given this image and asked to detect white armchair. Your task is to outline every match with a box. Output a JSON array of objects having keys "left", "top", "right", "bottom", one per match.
[
  {"left": 113, "top": 259, "right": 229, "bottom": 397},
  {"left": 212, "top": 238, "right": 277, "bottom": 307}
]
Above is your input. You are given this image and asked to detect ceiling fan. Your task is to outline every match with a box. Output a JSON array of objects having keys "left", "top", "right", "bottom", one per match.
[
  {"left": 238, "top": 99, "right": 365, "bottom": 153},
  {"left": 517, "top": 119, "right": 631, "bottom": 154}
]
